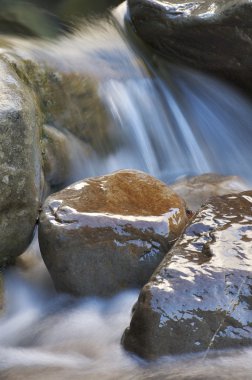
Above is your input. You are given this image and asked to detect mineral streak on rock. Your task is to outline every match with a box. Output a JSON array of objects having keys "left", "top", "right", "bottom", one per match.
[
  {"left": 123, "top": 191, "right": 252, "bottom": 359},
  {"left": 38, "top": 170, "right": 188, "bottom": 297}
]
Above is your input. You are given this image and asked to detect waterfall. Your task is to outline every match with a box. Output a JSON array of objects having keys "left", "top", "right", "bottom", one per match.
[{"left": 1, "top": 3, "right": 252, "bottom": 379}]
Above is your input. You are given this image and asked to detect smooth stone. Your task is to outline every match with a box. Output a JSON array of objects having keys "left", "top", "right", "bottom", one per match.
[
  {"left": 123, "top": 191, "right": 252, "bottom": 358},
  {"left": 171, "top": 173, "right": 249, "bottom": 211},
  {"left": 38, "top": 169, "right": 188, "bottom": 297},
  {"left": 127, "top": 0, "right": 252, "bottom": 93},
  {"left": 0, "top": 59, "right": 42, "bottom": 267}
]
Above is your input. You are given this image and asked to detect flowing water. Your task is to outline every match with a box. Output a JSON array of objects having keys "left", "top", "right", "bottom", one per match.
[{"left": 1, "top": 2, "right": 252, "bottom": 379}]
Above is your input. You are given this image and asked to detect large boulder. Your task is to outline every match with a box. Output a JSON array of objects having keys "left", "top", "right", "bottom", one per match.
[
  {"left": 123, "top": 191, "right": 252, "bottom": 358},
  {"left": 11, "top": 59, "right": 114, "bottom": 155},
  {"left": 38, "top": 170, "right": 188, "bottom": 297},
  {"left": 170, "top": 173, "right": 249, "bottom": 211},
  {"left": 0, "top": 58, "right": 42, "bottom": 267},
  {"left": 127, "top": 0, "right": 252, "bottom": 93}
]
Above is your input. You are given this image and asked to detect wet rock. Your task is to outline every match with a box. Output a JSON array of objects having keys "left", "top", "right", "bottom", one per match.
[
  {"left": 171, "top": 173, "right": 249, "bottom": 211},
  {"left": 41, "top": 125, "right": 71, "bottom": 187},
  {"left": 0, "top": 1, "right": 61, "bottom": 37},
  {"left": 38, "top": 170, "right": 188, "bottom": 297},
  {"left": 11, "top": 59, "right": 114, "bottom": 155},
  {"left": 127, "top": 0, "right": 252, "bottom": 93},
  {"left": 41, "top": 124, "right": 103, "bottom": 190},
  {"left": 123, "top": 191, "right": 252, "bottom": 358},
  {"left": 0, "top": 59, "right": 42, "bottom": 267}
]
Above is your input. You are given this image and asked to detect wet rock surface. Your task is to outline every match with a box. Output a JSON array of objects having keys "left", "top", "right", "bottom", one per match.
[
  {"left": 41, "top": 125, "right": 71, "bottom": 188},
  {"left": 127, "top": 0, "right": 252, "bottom": 93},
  {"left": 12, "top": 59, "right": 114, "bottom": 155},
  {"left": 38, "top": 170, "right": 188, "bottom": 297},
  {"left": 0, "top": 59, "right": 42, "bottom": 267},
  {"left": 123, "top": 191, "right": 252, "bottom": 358},
  {"left": 171, "top": 173, "right": 249, "bottom": 211}
]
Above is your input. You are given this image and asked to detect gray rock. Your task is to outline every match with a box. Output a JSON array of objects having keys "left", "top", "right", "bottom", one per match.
[
  {"left": 0, "top": 59, "right": 42, "bottom": 267},
  {"left": 123, "top": 191, "right": 252, "bottom": 358},
  {"left": 38, "top": 170, "right": 188, "bottom": 297},
  {"left": 127, "top": 0, "right": 252, "bottom": 93},
  {"left": 42, "top": 125, "right": 71, "bottom": 187},
  {"left": 170, "top": 173, "right": 249, "bottom": 211}
]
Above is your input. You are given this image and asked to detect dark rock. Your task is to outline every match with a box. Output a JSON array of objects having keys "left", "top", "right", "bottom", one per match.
[
  {"left": 171, "top": 173, "right": 249, "bottom": 211},
  {"left": 0, "top": 59, "right": 42, "bottom": 267},
  {"left": 127, "top": 0, "right": 252, "bottom": 93},
  {"left": 38, "top": 170, "right": 188, "bottom": 297},
  {"left": 123, "top": 191, "right": 252, "bottom": 358}
]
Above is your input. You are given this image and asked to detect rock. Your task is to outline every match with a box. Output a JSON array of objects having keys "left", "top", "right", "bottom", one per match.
[
  {"left": 123, "top": 191, "right": 252, "bottom": 358},
  {"left": 0, "top": 59, "right": 42, "bottom": 267},
  {"left": 41, "top": 124, "right": 104, "bottom": 190},
  {"left": 11, "top": 59, "right": 115, "bottom": 155},
  {"left": 38, "top": 170, "right": 188, "bottom": 297},
  {"left": 41, "top": 125, "right": 71, "bottom": 187},
  {"left": 170, "top": 173, "right": 249, "bottom": 211},
  {"left": 0, "top": 1, "right": 61, "bottom": 37},
  {"left": 127, "top": 0, "right": 252, "bottom": 93}
]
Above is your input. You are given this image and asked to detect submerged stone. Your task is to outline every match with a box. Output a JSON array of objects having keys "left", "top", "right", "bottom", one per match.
[
  {"left": 0, "top": 59, "right": 42, "bottom": 267},
  {"left": 38, "top": 170, "right": 188, "bottom": 297},
  {"left": 171, "top": 173, "right": 249, "bottom": 211},
  {"left": 123, "top": 191, "right": 252, "bottom": 358},
  {"left": 127, "top": 0, "right": 252, "bottom": 93}
]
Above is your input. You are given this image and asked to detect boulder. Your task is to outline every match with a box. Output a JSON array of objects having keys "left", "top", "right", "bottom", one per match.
[
  {"left": 127, "top": 0, "right": 252, "bottom": 93},
  {"left": 123, "top": 191, "right": 252, "bottom": 358},
  {"left": 170, "top": 173, "right": 249, "bottom": 211},
  {"left": 38, "top": 170, "right": 188, "bottom": 297},
  {"left": 0, "top": 58, "right": 42, "bottom": 267},
  {"left": 11, "top": 59, "right": 114, "bottom": 155}
]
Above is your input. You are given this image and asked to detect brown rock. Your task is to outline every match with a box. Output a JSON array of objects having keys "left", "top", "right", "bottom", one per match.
[
  {"left": 123, "top": 191, "right": 252, "bottom": 358},
  {"left": 38, "top": 170, "right": 188, "bottom": 297},
  {"left": 171, "top": 173, "right": 249, "bottom": 211}
]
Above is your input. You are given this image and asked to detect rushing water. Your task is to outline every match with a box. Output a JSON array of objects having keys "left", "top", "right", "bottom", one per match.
[{"left": 1, "top": 2, "right": 252, "bottom": 379}]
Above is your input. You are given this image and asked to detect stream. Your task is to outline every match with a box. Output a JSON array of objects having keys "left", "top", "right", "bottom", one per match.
[{"left": 0, "top": 2, "right": 252, "bottom": 379}]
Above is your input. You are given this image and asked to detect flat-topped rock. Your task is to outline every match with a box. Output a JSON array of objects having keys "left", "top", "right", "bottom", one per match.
[
  {"left": 127, "top": 0, "right": 252, "bottom": 93},
  {"left": 170, "top": 173, "right": 249, "bottom": 211},
  {"left": 123, "top": 191, "right": 252, "bottom": 358},
  {"left": 38, "top": 170, "right": 188, "bottom": 297}
]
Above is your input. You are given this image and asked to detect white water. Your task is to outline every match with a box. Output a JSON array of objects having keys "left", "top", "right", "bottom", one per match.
[{"left": 1, "top": 3, "right": 252, "bottom": 379}]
